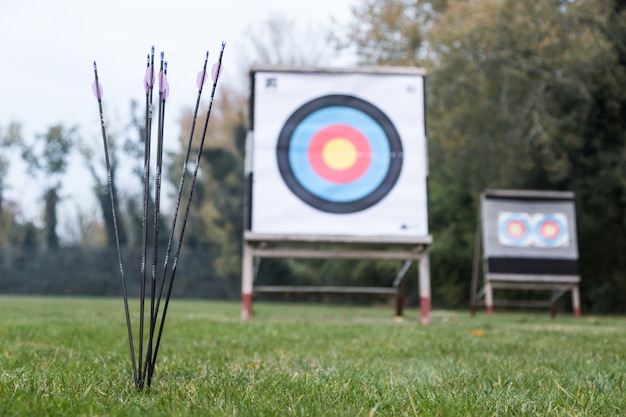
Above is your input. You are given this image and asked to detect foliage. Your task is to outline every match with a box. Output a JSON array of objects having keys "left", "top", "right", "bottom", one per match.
[
  {"left": 241, "top": 13, "right": 341, "bottom": 69},
  {"left": 121, "top": 98, "right": 172, "bottom": 250},
  {"left": 341, "top": 0, "right": 626, "bottom": 312},
  {"left": 79, "top": 106, "right": 127, "bottom": 248},
  {"left": 344, "top": 0, "right": 446, "bottom": 66},
  {"left": 427, "top": 0, "right": 626, "bottom": 312},
  {"left": 0, "top": 297, "right": 625, "bottom": 416},
  {"left": 0, "top": 122, "right": 23, "bottom": 247},
  {"left": 0, "top": 247, "right": 231, "bottom": 299},
  {"left": 18, "top": 124, "right": 77, "bottom": 249},
  {"left": 168, "top": 87, "right": 247, "bottom": 293},
  {"left": 0, "top": 122, "right": 21, "bottom": 207}
]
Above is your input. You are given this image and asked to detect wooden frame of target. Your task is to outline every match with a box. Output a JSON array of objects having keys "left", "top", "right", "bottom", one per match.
[
  {"left": 469, "top": 189, "right": 581, "bottom": 318},
  {"left": 242, "top": 66, "right": 432, "bottom": 323}
]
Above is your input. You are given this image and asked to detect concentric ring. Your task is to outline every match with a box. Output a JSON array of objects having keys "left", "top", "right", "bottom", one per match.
[
  {"left": 534, "top": 214, "right": 569, "bottom": 247},
  {"left": 276, "top": 94, "right": 403, "bottom": 214},
  {"left": 498, "top": 212, "right": 532, "bottom": 247}
]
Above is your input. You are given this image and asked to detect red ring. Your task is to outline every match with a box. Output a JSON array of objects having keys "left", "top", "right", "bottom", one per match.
[
  {"left": 505, "top": 219, "right": 527, "bottom": 238},
  {"left": 307, "top": 124, "right": 371, "bottom": 183},
  {"left": 538, "top": 220, "right": 560, "bottom": 239}
]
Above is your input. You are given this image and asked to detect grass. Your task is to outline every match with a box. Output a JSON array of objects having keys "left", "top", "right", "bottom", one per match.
[{"left": 0, "top": 296, "right": 625, "bottom": 416}]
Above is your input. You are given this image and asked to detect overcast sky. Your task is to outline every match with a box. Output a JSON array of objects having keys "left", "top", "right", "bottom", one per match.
[{"left": 0, "top": 0, "right": 358, "bottom": 240}]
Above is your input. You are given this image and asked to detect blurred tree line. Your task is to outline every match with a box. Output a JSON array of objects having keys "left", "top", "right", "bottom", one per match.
[
  {"left": 343, "top": 0, "right": 626, "bottom": 312},
  {"left": 0, "top": 0, "right": 624, "bottom": 313}
]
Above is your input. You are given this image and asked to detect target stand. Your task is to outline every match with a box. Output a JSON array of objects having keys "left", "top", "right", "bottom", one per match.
[
  {"left": 242, "top": 232, "right": 432, "bottom": 323},
  {"left": 470, "top": 190, "right": 581, "bottom": 318},
  {"left": 243, "top": 66, "right": 432, "bottom": 323}
]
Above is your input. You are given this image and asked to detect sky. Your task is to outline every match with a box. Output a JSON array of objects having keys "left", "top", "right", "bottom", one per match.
[{"left": 0, "top": 0, "right": 358, "bottom": 241}]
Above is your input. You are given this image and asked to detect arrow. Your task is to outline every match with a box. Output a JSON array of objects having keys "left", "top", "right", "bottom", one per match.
[
  {"left": 91, "top": 63, "right": 103, "bottom": 99},
  {"left": 158, "top": 56, "right": 169, "bottom": 98},
  {"left": 138, "top": 45, "right": 156, "bottom": 390},
  {"left": 147, "top": 43, "right": 225, "bottom": 387},
  {"left": 143, "top": 51, "right": 170, "bottom": 385},
  {"left": 91, "top": 60, "right": 137, "bottom": 388},
  {"left": 211, "top": 42, "right": 225, "bottom": 82},
  {"left": 196, "top": 51, "right": 209, "bottom": 91},
  {"left": 144, "top": 47, "right": 155, "bottom": 93},
  {"left": 147, "top": 50, "right": 209, "bottom": 386}
]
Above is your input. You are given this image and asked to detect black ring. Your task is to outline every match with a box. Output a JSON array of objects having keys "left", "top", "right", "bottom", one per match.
[{"left": 276, "top": 94, "right": 403, "bottom": 214}]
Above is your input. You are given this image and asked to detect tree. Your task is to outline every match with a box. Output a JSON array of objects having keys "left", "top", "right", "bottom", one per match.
[
  {"left": 341, "top": 0, "right": 446, "bottom": 66},
  {"left": 340, "top": 0, "right": 626, "bottom": 310},
  {"left": 0, "top": 122, "right": 22, "bottom": 249},
  {"left": 168, "top": 86, "right": 247, "bottom": 294},
  {"left": 79, "top": 99, "right": 164, "bottom": 249},
  {"left": 20, "top": 124, "right": 76, "bottom": 250},
  {"left": 426, "top": 0, "right": 626, "bottom": 311},
  {"left": 240, "top": 12, "right": 340, "bottom": 69},
  {"left": 164, "top": 13, "right": 349, "bottom": 295}
]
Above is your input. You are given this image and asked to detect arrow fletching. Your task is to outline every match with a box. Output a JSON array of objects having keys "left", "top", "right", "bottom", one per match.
[
  {"left": 159, "top": 64, "right": 169, "bottom": 99},
  {"left": 196, "top": 51, "right": 209, "bottom": 90},
  {"left": 92, "top": 80, "right": 103, "bottom": 99},
  {"left": 92, "top": 61, "right": 104, "bottom": 99},
  {"left": 144, "top": 48, "right": 155, "bottom": 93},
  {"left": 144, "top": 63, "right": 154, "bottom": 93},
  {"left": 211, "top": 61, "right": 222, "bottom": 82},
  {"left": 196, "top": 70, "right": 207, "bottom": 90},
  {"left": 211, "top": 42, "right": 226, "bottom": 82}
]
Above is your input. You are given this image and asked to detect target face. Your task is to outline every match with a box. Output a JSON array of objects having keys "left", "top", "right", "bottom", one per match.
[
  {"left": 249, "top": 68, "right": 428, "bottom": 237},
  {"left": 498, "top": 213, "right": 532, "bottom": 246},
  {"left": 277, "top": 94, "right": 403, "bottom": 214},
  {"left": 534, "top": 213, "right": 569, "bottom": 247},
  {"left": 498, "top": 212, "right": 569, "bottom": 248}
]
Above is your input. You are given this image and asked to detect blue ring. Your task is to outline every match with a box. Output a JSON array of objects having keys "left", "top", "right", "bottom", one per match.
[
  {"left": 499, "top": 214, "right": 532, "bottom": 246},
  {"left": 276, "top": 94, "right": 403, "bottom": 214},
  {"left": 534, "top": 214, "right": 567, "bottom": 247},
  {"left": 288, "top": 107, "right": 389, "bottom": 202}
]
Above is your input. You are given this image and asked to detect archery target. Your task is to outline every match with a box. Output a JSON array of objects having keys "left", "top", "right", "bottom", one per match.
[
  {"left": 482, "top": 193, "right": 578, "bottom": 259},
  {"left": 277, "top": 94, "right": 403, "bottom": 214},
  {"left": 534, "top": 213, "right": 569, "bottom": 248},
  {"left": 498, "top": 212, "right": 532, "bottom": 247},
  {"left": 497, "top": 212, "right": 569, "bottom": 248},
  {"left": 249, "top": 68, "right": 428, "bottom": 237}
]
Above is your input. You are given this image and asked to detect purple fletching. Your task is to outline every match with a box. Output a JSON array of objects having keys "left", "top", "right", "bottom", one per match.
[
  {"left": 144, "top": 64, "right": 154, "bottom": 93},
  {"left": 196, "top": 70, "right": 207, "bottom": 90},
  {"left": 159, "top": 70, "right": 169, "bottom": 98},
  {"left": 92, "top": 80, "right": 103, "bottom": 99},
  {"left": 211, "top": 61, "right": 222, "bottom": 82}
]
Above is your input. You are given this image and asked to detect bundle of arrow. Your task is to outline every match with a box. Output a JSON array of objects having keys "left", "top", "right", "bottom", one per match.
[{"left": 92, "top": 43, "right": 225, "bottom": 391}]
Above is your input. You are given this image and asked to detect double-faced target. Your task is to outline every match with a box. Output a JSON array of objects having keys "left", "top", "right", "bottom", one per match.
[
  {"left": 534, "top": 213, "right": 569, "bottom": 248},
  {"left": 498, "top": 212, "right": 532, "bottom": 247},
  {"left": 276, "top": 94, "right": 403, "bottom": 214}
]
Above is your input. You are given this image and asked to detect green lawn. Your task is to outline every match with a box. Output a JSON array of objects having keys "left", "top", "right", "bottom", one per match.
[{"left": 0, "top": 296, "right": 624, "bottom": 416}]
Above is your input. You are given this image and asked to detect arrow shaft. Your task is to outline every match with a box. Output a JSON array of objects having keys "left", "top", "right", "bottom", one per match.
[
  {"left": 148, "top": 44, "right": 226, "bottom": 386},
  {"left": 92, "top": 62, "right": 138, "bottom": 387}
]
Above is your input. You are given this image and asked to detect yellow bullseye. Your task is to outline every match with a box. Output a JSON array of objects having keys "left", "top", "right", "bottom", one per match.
[
  {"left": 540, "top": 222, "right": 558, "bottom": 238},
  {"left": 322, "top": 138, "right": 357, "bottom": 171},
  {"left": 507, "top": 222, "right": 525, "bottom": 237}
]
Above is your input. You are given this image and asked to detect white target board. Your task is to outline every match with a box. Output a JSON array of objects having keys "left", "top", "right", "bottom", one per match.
[{"left": 248, "top": 67, "right": 428, "bottom": 237}]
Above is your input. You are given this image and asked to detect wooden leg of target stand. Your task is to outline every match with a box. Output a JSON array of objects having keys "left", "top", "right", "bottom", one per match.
[
  {"left": 419, "top": 252, "right": 431, "bottom": 325},
  {"left": 572, "top": 285, "right": 581, "bottom": 319},
  {"left": 485, "top": 282, "right": 494, "bottom": 317},
  {"left": 241, "top": 242, "right": 254, "bottom": 321},
  {"left": 394, "top": 290, "right": 405, "bottom": 322}
]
